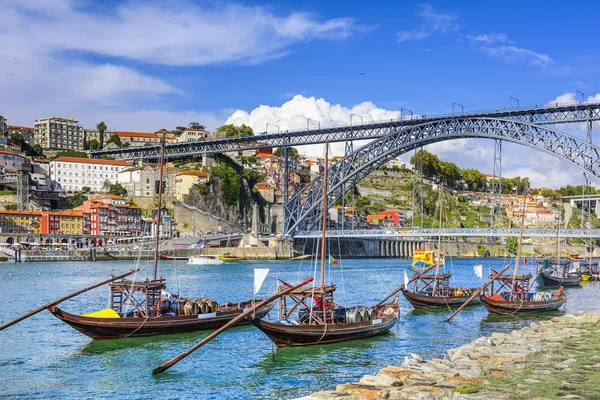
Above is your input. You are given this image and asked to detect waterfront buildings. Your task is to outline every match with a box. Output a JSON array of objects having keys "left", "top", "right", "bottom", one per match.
[
  {"left": 76, "top": 195, "right": 141, "bottom": 236},
  {"left": 34, "top": 117, "right": 85, "bottom": 151},
  {"left": 84, "top": 128, "right": 116, "bottom": 147},
  {"left": 175, "top": 170, "right": 209, "bottom": 201},
  {"left": 0, "top": 210, "right": 41, "bottom": 234},
  {"left": 116, "top": 131, "right": 160, "bottom": 146},
  {"left": 40, "top": 211, "right": 83, "bottom": 235},
  {"left": 0, "top": 150, "right": 27, "bottom": 171}
]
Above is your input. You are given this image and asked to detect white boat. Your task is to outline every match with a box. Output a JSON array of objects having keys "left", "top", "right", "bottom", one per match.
[{"left": 188, "top": 255, "right": 224, "bottom": 265}]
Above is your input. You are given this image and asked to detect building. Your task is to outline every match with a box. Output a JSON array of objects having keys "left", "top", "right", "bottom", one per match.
[
  {"left": 77, "top": 195, "right": 141, "bottom": 236},
  {"left": 118, "top": 165, "right": 156, "bottom": 197},
  {"left": 34, "top": 117, "right": 85, "bottom": 150},
  {"left": 40, "top": 211, "right": 83, "bottom": 235},
  {"left": 116, "top": 131, "right": 160, "bottom": 146},
  {"left": 0, "top": 210, "right": 41, "bottom": 234},
  {"left": 177, "top": 128, "right": 209, "bottom": 143},
  {"left": 0, "top": 116, "right": 6, "bottom": 136},
  {"left": 175, "top": 171, "right": 209, "bottom": 201},
  {"left": 49, "top": 157, "right": 132, "bottom": 192},
  {"left": 0, "top": 150, "right": 27, "bottom": 170},
  {"left": 84, "top": 128, "right": 116, "bottom": 147},
  {"left": 255, "top": 182, "right": 275, "bottom": 203},
  {"left": 7, "top": 125, "right": 34, "bottom": 146}
]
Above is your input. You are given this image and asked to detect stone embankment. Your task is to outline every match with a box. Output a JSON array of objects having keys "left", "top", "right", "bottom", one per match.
[{"left": 299, "top": 312, "right": 600, "bottom": 399}]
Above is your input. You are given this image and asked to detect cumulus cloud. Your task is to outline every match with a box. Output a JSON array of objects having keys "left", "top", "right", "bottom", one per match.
[{"left": 396, "top": 4, "right": 460, "bottom": 43}]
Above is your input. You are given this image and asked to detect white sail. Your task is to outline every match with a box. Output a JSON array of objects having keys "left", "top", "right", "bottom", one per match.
[
  {"left": 404, "top": 269, "right": 409, "bottom": 287},
  {"left": 253, "top": 268, "right": 270, "bottom": 294},
  {"left": 473, "top": 264, "right": 483, "bottom": 279}
]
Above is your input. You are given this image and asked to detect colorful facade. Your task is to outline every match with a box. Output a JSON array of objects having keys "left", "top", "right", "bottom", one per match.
[{"left": 76, "top": 195, "right": 142, "bottom": 236}]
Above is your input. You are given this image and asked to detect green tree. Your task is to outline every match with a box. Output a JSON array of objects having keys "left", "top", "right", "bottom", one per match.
[
  {"left": 210, "top": 162, "right": 242, "bottom": 205},
  {"left": 273, "top": 147, "right": 300, "bottom": 159},
  {"left": 462, "top": 168, "right": 487, "bottom": 191},
  {"left": 174, "top": 126, "right": 187, "bottom": 136},
  {"left": 33, "top": 144, "right": 43, "bottom": 156},
  {"left": 215, "top": 124, "right": 254, "bottom": 137},
  {"left": 506, "top": 237, "right": 518, "bottom": 254},
  {"left": 107, "top": 133, "right": 122, "bottom": 147},
  {"left": 81, "top": 186, "right": 91, "bottom": 193},
  {"left": 4, "top": 203, "right": 17, "bottom": 210},
  {"left": 68, "top": 192, "right": 87, "bottom": 208},
  {"left": 188, "top": 122, "right": 205, "bottom": 130},
  {"left": 55, "top": 150, "right": 88, "bottom": 159},
  {"left": 86, "top": 139, "right": 101, "bottom": 150},
  {"left": 96, "top": 121, "right": 107, "bottom": 147},
  {"left": 102, "top": 181, "right": 128, "bottom": 197}
]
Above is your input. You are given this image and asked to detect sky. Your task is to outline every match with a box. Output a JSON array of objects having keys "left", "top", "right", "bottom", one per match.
[{"left": 1, "top": 0, "right": 600, "bottom": 188}]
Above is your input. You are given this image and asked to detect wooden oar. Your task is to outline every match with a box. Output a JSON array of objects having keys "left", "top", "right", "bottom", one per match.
[
  {"left": 0, "top": 268, "right": 139, "bottom": 332},
  {"left": 444, "top": 264, "right": 510, "bottom": 322},
  {"left": 152, "top": 276, "right": 314, "bottom": 375},
  {"left": 375, "top": 264, "right": 437, "bottom": 307}
]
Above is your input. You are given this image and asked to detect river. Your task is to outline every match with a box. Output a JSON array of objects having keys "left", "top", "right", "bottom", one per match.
[{"left": 1, "top": 257, "right": 598, "bottom": 399}]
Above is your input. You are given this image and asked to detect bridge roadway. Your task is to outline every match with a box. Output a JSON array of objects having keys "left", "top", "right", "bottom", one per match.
[
  {"left": 91, "top": 101, "right": 600, "bottom": 161},
  {"left": 293, "top": 228, "right": 600, "bottom": 239}
]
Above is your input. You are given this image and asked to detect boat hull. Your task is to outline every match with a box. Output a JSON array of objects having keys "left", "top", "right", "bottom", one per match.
[
  {"left": 401, "top": 289, "right": 480, "bottom": 309},
  {"left": 49, "top": 302, "right": 273, "bottom": 340},
  {"left": 480, "top": 293, "right": 567, "bottom": 315},
  {"left": 159, "top": 255, "right": 189, "bottom": 261},
  {"left": 250, "top": 304, "right": 399, "bottom": 347},
  {"left": 540, "top": 271, "right": 581, "bottom": 287}
]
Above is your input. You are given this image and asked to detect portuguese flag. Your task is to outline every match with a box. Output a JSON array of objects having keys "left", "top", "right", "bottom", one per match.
[{"left": 329, "top": 255, "right": 339, "bottom": 265}]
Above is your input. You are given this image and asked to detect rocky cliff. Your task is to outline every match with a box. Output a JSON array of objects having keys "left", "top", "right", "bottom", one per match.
[{"left": 184, "top": 155, "right": 267, "bottom": 230}]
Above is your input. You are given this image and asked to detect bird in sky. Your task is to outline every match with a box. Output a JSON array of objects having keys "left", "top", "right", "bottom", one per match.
[{"left": 359, "top": 72, "right": 365, "bottom": 75}]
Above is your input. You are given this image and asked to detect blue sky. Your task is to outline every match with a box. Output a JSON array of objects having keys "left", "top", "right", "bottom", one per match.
[{"left": 1, "top": 0, "right": 599, "bottom": 187}]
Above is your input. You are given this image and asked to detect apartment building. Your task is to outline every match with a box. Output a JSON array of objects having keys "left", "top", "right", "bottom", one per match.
[
  {"left": 34, "top": 117, "right": 85, "bottom": 150},
  {"left": 76, "top": 195, "right": 141, "bottom": 236},
  {"left": 49, "top": 157, "right": 132, "bottom": 192},
  {"left": 0, "top": 210, "right": 41, "bottom": 234},
  {"left": 40, "top": 211, "right": 83, "bottom": 235}
]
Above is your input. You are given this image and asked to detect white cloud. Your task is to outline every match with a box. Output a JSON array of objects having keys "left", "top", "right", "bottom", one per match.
[
  {"left": 2, "top": 2, "right": 365, "bottom": 67},
  {"left": 466, "top": 32, "right": 568, "bottom": 75},
  {"left": 397, "top": 4, "right": 460, "bottom": 43},
  {"left": 0, "top": 1, "right": 366, "bottom": 130}
]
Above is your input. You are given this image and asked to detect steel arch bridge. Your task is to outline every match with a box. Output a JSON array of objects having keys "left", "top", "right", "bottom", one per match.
[{"left": 284, "top": 117, "right": 600, "bottom": 236}]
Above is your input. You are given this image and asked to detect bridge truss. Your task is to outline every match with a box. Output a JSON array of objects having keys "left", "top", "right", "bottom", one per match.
[{"left": 294, "top": 228, "right": 600, "bottom": 239}]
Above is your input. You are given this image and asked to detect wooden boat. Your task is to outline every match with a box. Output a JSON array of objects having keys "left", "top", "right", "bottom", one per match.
[
  {"left": 540, "top": 269, "right": 581, "bottom": 287},
  {"left": 401, "top": 185, "right": 479, "bottom": 309},
  {"left": 480, "top": 184, "right": 567, "bottom": 315},
  {"left": 251, "top": 141, "right": 400, "bottom": 347},
  {"left": 47, "top": 133, "right": 260, "bottom": 340},
  {"left": 49, "top": 300, "right": 273, "bottom": 339},
  {"left": 159, "top": 255, "right": 189, "bottom": 261},
  {"left": 219, "top": 255, "right": 245, "bottom": 261}
]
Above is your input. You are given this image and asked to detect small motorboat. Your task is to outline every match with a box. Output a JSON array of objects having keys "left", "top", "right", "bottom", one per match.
[
  {"left": 219, "top": 254, "right": 246, "bottom": 261},
  {"left": 159, "top": 255, "right": 189, "bottom": 261},
  {"left": 188, "top": 255, "right": 224, "bottom": 265}
]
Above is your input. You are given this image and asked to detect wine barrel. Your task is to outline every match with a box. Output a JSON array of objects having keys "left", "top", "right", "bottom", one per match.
[
  {"left": 171, "top": 300, "right": 187, "bottom": 316},
  {"left": 159, "top": 299, "right": 171, "bottom": 314},
  {"left": 365, "top": 307, "right": 377, "bottom": 321},
  {"left": 184, "top": 300, "right": 200, "bottom": 316},
  {"left": 207, "top": 300, "right": 219, "bottom": 313}
]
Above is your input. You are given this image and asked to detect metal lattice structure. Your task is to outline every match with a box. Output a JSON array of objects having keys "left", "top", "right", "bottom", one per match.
[
  {"left": 284, "top": 117, "right": 600, "bottom": 235},
  {"left": 91, "top": 102, "right": 600, "bottom": 161},
  {"left": 16, "top": 163, "right": 30, "bottom": 211},
  {"left": 294, "top": 228, "right": 600, "bottom": 239}
]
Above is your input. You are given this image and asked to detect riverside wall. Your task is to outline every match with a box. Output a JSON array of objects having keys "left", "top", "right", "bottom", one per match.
[{"left": 299, "top": 312, "right": 600, "bottom": 400}]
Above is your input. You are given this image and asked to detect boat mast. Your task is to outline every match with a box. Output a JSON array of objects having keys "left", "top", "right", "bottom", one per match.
[
  {"left": 436, "top": 183, "right": 443, "bottom": 277},
  {"left": 153, "top": 132, "right": 166, "bottom": 281},
  {"left": 512, "top": 183, "right": 527, "bottom": 295},
  {"left": 555, "top": 212, "right": 560, "bottom": 262},
  {"left": 320, "top": 141, "right": 329, "bottom": 290}
]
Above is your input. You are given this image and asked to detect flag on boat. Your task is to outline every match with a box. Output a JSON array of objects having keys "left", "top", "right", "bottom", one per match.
[
  {"left": 473, "top": 264, "right": 483, "bottom": 279},
  {"left": 329, "top": 255, "right": 339, "bottom": 265},
  {"left": 253, "top": 268, "right": 269, "bottom": 294},
  {"left": 404, "top": 269, "right": 409, "bottom": 287}
]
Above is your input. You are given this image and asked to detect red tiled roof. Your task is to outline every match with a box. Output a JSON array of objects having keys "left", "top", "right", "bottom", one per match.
[
  {"left": 116, "top": 131, "right": 157, "bottom": 139},
  {"left": 54, "top": 157, "right": 132, "bottom": 166},
  {"left": 177, "top": 171, "right": 208, "bottom": 177}
]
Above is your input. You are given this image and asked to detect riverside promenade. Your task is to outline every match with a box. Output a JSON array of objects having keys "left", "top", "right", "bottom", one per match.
[{"left": 299, "top": 312, "right": 600, "bottom": 399}]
